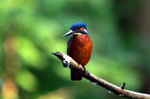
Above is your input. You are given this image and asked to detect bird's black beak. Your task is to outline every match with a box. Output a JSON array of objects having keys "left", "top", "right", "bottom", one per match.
[{"left": 64, "top": 30, "right": 76, "bottom": 37}]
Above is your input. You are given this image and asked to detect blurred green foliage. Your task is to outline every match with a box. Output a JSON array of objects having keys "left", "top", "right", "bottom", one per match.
[{"left": 0, "top": 0, "right": 150, "bottom": 99}]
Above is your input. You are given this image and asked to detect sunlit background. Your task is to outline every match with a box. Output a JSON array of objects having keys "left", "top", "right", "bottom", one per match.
[{"left": 0, "top": 0, "right": 150, "bottom": 99}]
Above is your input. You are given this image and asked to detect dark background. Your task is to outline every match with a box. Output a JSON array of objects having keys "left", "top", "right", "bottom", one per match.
[{"left": 0, "top": 0, "right": 150, "bottom": 99}]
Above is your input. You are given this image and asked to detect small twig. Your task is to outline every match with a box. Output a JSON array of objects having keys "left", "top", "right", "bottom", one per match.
[
  {"left": 52, "top": 51, "right": 150, "bottom": 99},
  {"left": 121, "top": 82, "right": 126, "bottom": 90}
]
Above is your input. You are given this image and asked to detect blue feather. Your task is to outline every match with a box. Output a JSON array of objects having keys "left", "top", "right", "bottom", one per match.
[
  {"left": 70, "top": 22, "right": 87, "bottom": 30},
  {"left": 67, "top": 37, "right": 72, "bottom": 54}
]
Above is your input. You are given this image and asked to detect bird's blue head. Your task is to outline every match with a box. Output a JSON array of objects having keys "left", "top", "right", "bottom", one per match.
[{"left": 64, "top": 22, "right": 88, "bottom": 37}]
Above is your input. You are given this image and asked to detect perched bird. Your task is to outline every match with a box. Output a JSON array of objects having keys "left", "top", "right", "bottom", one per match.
[{"left": 64, "top": 22, "right": 92, "bottom": 81}]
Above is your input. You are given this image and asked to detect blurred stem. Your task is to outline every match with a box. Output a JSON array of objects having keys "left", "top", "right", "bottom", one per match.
[
  {"left": 2, "top": 22, "right": 19, "bottom": 99},
  {"left": 137, "top": 0, "right": 150, "bottom": 94},
  {"left": 4, "top": 33, "right": 20, "bottom": 75}
]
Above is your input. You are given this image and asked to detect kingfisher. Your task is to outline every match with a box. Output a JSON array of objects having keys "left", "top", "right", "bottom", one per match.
[{"left": 64, "top": 22, "right": 92, "bottom": 81}]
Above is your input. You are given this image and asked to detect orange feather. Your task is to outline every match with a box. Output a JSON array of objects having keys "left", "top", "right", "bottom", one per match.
[
  {"left": 67, "top": 34, "right": 92, "bottom": 66},
  {"left": 67, "top": 34, "right": 92, "bottom": 80}
]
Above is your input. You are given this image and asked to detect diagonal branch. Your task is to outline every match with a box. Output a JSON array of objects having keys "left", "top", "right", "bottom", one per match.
[{"left": 52, "top": 51, "right": 150, "bottom": 99}]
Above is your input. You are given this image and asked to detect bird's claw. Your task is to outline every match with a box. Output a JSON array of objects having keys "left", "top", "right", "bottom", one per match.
[{"left": 78, "top": 64, "right": 86, "bottom": 74}]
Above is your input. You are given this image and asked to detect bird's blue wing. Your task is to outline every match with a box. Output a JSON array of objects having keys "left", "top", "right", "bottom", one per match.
[{"left": 67, "top": 37, "right": 72, "bottom": 54}]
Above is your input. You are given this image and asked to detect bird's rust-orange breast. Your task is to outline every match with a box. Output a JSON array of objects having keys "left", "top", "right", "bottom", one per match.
[{"left": 67, "top": 34, "right": 92, "bottom": 66}]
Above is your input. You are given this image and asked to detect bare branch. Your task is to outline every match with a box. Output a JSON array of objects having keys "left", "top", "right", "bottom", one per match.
[{"left": 52, "top": 51, "right": 150, "bottom": 99}]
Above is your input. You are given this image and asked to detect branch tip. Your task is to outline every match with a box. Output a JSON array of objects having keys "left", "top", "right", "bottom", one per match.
[
  {"left": 52, "top": 51, "right": 64, "bottom": 60},
  {"left": 52, "top": 51, "right": 61, "bottom": 56}
]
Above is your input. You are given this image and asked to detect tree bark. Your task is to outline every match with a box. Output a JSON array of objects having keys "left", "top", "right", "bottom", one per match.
[{"left": 52, "top": 51, "right": 150, "bottom": 99}]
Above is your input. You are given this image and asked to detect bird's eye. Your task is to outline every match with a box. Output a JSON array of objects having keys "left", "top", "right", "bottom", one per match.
[{"left": 72, "top": 27, "right": 79, "bottom": 31}]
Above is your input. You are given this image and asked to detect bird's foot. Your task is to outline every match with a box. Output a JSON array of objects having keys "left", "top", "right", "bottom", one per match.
[{"left": 78, "top": 64, "right": 86, "bottom": 75}]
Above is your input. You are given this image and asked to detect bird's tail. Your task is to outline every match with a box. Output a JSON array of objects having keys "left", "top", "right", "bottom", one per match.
[{"left": 71, "top": 69, "right": 82, "bottom": 81}]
